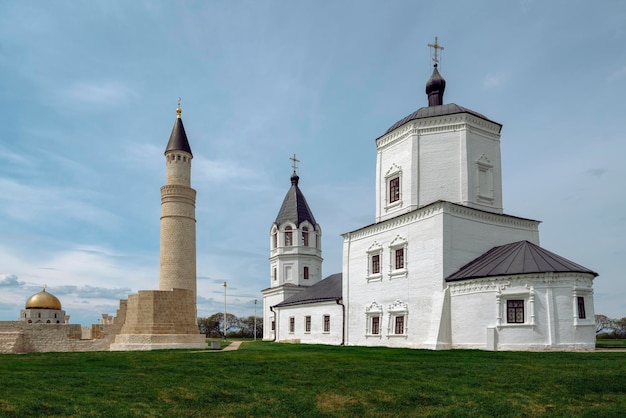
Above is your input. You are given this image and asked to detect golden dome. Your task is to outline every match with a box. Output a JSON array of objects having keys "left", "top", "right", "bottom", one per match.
[{"left": 25, "top": 287, "right": 62, "bottom": 310}]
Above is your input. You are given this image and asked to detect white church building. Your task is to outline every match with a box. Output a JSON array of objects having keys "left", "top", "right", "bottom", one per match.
[{"left": 262, "top": 41, "right": 598, "bottom": 351}]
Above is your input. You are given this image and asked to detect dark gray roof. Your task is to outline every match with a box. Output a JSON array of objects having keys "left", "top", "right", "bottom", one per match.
[
  {"left": 274, "top": 273, "right": 342, "bottom": 308},
  {"left": 446, "top": 240, "right": 598, "bottom": 282},
  {"left": 384, "top": 103, "right": 502, "bottom": 135},
  {"left": 165, "top": 117, "right": 193, "bottom": 156},
  {"left": 274, "top": 173, "right": 317, "bottom": 227}
]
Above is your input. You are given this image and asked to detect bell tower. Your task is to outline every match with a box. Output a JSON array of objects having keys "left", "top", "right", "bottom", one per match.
[{"left": 262, "top": 155, "right": 323, "bottom": 340}]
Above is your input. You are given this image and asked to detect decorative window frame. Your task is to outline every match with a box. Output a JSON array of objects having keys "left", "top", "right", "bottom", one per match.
[
  {"left": 496, "top": 287, "right": 535, "bottom": 328},
  {"left": 388, "top": 235, "right": 408, "bottom": 279},
  {"left": 284, "top": 225, "right": 294, "bottom": 247},
  {"left": 476, "top": 154, "right": 494, "bottom": 204},
  {"left": 572, "top": 287, "right": 594, "bottom": 327},
  {"left": 289, "top": 316, "right": 295, "bottom": 334},
  {"left": 365, "top": 302, "right": 383, "bottom": 337},
  {"left": 322, "top": 314, "right": 331, "bottom": 333},
  {"left": 387, "top": 300, "right": 408, "bottom": 337},
  {"left": 384, "top": 164, "right": 403, "bottom": 212},
  {"left": 304, "top": 315, "right": 311, "bottom": 333},
  {"left": 366, "top": 242, "right": 383, "bottom": 282}
]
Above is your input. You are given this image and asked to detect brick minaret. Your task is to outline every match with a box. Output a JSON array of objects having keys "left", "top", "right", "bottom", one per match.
[{"left": 159, "top": 102, "right": 197, "bottom": 299}]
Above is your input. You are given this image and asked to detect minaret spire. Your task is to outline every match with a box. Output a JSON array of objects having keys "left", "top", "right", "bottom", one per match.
[{"left": 425, "top": 36, "right": 447, "bottom": 107}]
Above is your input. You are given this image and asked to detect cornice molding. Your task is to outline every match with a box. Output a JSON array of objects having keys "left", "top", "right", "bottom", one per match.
[
  {"left": 343, "top": 201, "right": 538, "bottom": 241},
  {"left": 376, "top": 114, "right": 501, "bottom": 150},
  {"left": 448, "top": 273, "right": 595, "bottom": 296}
]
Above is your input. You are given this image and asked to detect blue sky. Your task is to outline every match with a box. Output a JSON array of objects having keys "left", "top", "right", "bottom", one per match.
[{"left": 1, "top": 1, "right": 624, "bottom": 325}]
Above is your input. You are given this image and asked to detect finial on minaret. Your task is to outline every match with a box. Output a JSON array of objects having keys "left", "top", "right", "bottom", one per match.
[
  {"left": 427, "top": 36, "right": 444, "bottom": 67},
  {"left": 176, "top": 97, "right": 182, "bottom": 118}
]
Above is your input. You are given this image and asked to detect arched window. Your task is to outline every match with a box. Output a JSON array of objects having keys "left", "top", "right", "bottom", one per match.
[
  {"left": 284, "top": 226, "right": 293, "bottom": 246},
  {"left": 272, "top": 230, "right": 278, "bottom": 249},
  {"left": 302, "top": 227, "right": 309, "bottom": 246}
]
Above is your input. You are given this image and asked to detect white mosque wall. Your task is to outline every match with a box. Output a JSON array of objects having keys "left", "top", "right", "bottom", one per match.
[{"left": 273, "top": 301, "right": 343, "bottom": 345}]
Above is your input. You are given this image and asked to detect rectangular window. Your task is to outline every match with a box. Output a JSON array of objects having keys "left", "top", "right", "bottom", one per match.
[
  {"left": 371, "top": 254, "right": 380, "bottom": 274},
  {"left": 323, "top": 315, "right": 330, "bottom": 332},
  {"left": 305, "top": 316, "right": 311, "bottom": 332},
  {"left": 394, "top": 316, "right": 405, "bottom": 334},
  {"left": 577, "top": 296, "right": 586, "bottom": 319},
  {"left": 389, "top": 177, "right": 400, "bottom": 203},
  {"left": 395, "top": 248, "right": 404, "bottom": 270},
  {"left": 371, "top": 316, "right": 380, "bottom": 335},
  {"left": 273, "top": 267, "right": 277, "bottom": 281},
  {"left": 304, "top": 266, "right": 309, "bottom": 280},
  {"left": 289, "top": 317, "right": 295, "bottom": 333},
  {"left": 507, "top": 300, "right": 524, "bottom": 323},
  {"left": 271, "top": 321, "right": 275, "bottom": 331}
]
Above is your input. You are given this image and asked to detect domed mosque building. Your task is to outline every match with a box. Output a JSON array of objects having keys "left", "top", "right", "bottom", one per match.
[{"left": 20, "top": 287, "right": 68, "bottom": 324}]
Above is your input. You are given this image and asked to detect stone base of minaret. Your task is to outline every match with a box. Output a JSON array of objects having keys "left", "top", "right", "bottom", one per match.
[{"left": 109, "top": 288, "right": 206, "bottom": 351}]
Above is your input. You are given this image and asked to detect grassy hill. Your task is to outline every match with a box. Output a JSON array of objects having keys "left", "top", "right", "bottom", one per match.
[{"left": 1, "top": 342, "right": 624, "bottom": 417}]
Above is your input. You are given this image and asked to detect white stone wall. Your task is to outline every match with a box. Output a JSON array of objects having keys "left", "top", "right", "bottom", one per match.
[
  {"left": 449, "top": 274, "right": 596, "bottom": 350},
  {"left": 375, "top": 114, "right": 503, "bottom": 223},
  {"left": 274, "top": 301, "right": 343, "bottom": 345},
  {"left": 261, "top": 285, "right": 307, "bottom": 341},
  {"left": 343, "top": 201, "right": 540, "bottom": 349}
]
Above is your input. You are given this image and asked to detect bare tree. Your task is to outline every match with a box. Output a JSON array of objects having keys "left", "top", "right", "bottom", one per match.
[
  {"left": 614, "top": 317, "right": 626, "bottom": 338},
  {"left": 595, "top": 314, "right": 614, "bottom": 335}
]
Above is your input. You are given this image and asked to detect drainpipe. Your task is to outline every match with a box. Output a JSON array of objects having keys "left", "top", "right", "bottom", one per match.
[
  {"left": 336, "top": 298, "right": 345, "bottom": 346},
  {"left": 270, "top": 306, "right": 277, "bottom": 342}
]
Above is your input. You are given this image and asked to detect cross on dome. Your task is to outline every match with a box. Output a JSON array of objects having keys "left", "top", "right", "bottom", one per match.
[
  {"left": 428, "top": 36, "right": 444, "bottom": 66},
  {"left": 290, "top": 153, "right": 300, "bottom": 173}
]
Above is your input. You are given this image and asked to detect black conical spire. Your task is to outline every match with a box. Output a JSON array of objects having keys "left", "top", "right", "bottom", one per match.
[{"left": 165, "top": 100, "right": 193, "bottom": 156}]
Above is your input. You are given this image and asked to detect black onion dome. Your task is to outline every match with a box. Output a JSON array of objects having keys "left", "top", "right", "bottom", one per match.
[{"left": 425, "top": 64, "right": 446, "bottom": 107}]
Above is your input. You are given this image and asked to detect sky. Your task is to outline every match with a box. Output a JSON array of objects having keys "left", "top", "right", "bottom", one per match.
[{"left": 1, "top": 1, "right": 625, "bottom": 325}]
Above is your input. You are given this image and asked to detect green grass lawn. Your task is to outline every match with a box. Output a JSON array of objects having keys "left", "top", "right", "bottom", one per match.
[
  {"left": 1, "top": 342, "right": 625, "bottom": 417},
  {"left": 596, "top": 338, "right": 626, "bottom": 348}
]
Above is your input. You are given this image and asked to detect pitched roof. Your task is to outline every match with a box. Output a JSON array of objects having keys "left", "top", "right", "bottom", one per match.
[
  {"left": 446, "top": 240, "right": 598, "bottom": 282},
  {"left": 274, "top": 273, "right": 342, "bottom": 308},
  {"left": 274, "top": 173, "right": 317, "bottom": 227},
  {"left": 165, "top": 117, "right": 193, "bottom": 156},
  {"left": 384, "top": 103, "right": 501, "bottom": 135}
]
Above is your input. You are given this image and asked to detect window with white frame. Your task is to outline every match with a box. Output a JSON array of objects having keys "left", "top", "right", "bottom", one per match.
[
  {"left": 289, "top": 317, "right": 295, "bottom": 333},
  {"left": 271, "top": 227, "right": 278, "bottom": 249},
  {"left": 387, "top": 300, "right": 408, "bottom": 336},
  {"left": 365, "top": 302, "right": 383, "bottom": 336},
  {"left": 366, "top": 242, "right": 383, "bottom": 281},
  {"left": 389, "top": 236, "right": 408, "bottom": 279},
  {"left": 323, "top": 315, "right": 330, "bottom": 333},
  {"left": 303, "top": 266, "right": 309, "bottom": 280},
  {"left": 572, "top": 288, "right": 593, "bottom": 325},
  {"left": 496, "top": 288, "right": 535, "bottom": 327},
  {"left": 384, "top": 164, "right": 403, "bottom": 210},
  {"left": 305, "top": 316, "right": 311, "bottom": 333}
]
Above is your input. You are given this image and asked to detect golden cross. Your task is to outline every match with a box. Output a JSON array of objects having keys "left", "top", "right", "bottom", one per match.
[
  {"left": 427, "top": 36, "right": 444, "bottom": 65},
  {"left": 290, "top": 154, "right": 300, "bottom": 172}
]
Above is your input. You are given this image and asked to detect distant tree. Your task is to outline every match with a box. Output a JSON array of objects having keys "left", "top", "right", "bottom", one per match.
[
  {"left": 614, "top": 317, "right": 626, "bottom": 339},
  {"left": 239, "top": 316, "right": 263, "bottom": 338},
  {"left": 595, "top": 314, "right": 614, "bottom": 335},
  {"left": 198, "top": 313, "right": 240, "bottom": 338}
]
